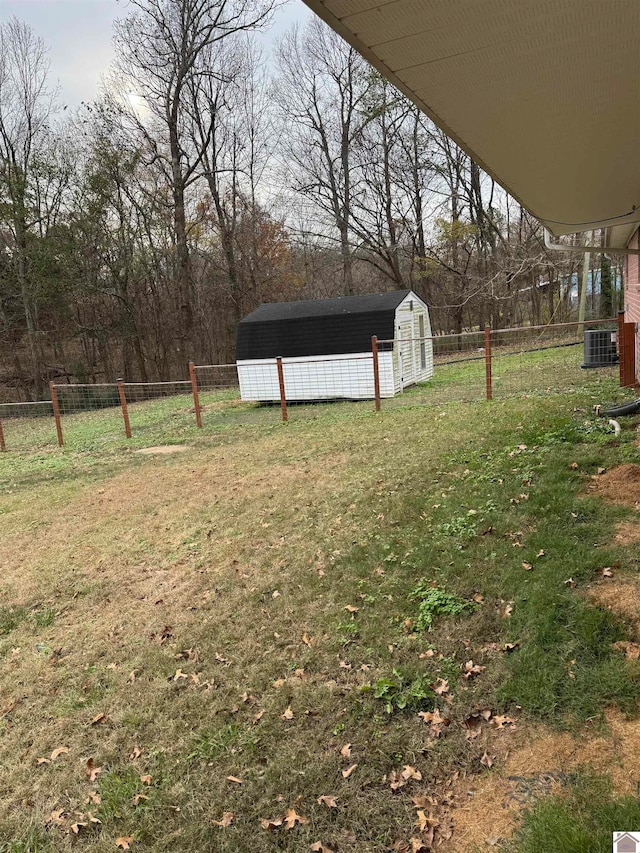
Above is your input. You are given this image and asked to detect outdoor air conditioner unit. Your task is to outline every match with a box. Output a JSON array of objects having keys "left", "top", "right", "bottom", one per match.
[{"left": 582, "top": 329, "right": 618, "bottom": 368}]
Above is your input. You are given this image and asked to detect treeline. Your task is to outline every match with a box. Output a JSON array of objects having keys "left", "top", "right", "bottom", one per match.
[{"left": 0, "top": 2, "right": 620, "bottom": 401}]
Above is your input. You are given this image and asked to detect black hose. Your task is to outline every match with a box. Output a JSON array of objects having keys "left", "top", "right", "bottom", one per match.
[{"left": 600, "top": 398, "right": 640, "bottom": 417}]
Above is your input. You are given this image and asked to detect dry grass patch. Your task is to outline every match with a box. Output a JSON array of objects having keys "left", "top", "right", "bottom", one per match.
[
  {"left": 447, "top": 710, "right": 640, "bottom": 851},
  {"left": 614, "top": 520, "right": 640, "bottom": 545}
]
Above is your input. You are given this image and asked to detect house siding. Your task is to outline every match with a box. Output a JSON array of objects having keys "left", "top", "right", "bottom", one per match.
[{"left": 625, "top": 228, "right": 640, "bottom": 382}]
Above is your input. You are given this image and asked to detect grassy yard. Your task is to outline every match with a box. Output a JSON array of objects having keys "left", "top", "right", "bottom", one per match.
[{"left": 1, "top": 366, "right": 639, "bottom": 852}]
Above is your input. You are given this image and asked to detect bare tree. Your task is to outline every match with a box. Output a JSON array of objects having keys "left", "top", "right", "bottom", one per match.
[
  {"left": 275, "top": 19, "right": 374, "bottom": 295},
  {"left": 0, "top": 17, "right": 57, "bottom": 396},
  {"left": 112, "top": 0, "right": 278, "bottom": 345}
]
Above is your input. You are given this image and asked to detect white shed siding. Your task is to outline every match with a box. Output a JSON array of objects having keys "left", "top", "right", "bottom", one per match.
[
  {"left": 238, "top": 351, "right": 395, "bottom": 402},
  {"left": 392, "top": 295, "right": 434, "bottom": 392}
]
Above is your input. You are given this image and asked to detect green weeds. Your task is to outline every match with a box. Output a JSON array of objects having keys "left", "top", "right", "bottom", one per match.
[
  {"left": 364, "top": 669, "right": 435, "bottom": 715},
  {"left": 409, "top": 583, "right": 475, "bottom": 631}
]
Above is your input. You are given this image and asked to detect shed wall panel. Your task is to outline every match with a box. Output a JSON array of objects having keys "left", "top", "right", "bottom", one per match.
[{"left": 238, "top": 352, "right": 394, "bottom": 402}]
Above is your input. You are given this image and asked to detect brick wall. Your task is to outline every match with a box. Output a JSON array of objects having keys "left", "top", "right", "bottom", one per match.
[{"left": 625, "top": 228, "right": 640, "bottom": 382}]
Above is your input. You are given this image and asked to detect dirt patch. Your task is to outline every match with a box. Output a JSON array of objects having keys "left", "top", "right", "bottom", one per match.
[
  {"left": 589, "top": 577, "right": 640, "bottom": 631},
  {"left": 449, "top": 711, "right": 640, "bottom": 850},
  {"left": 614, "top": 520, "right": 640, "bottom": 545},
  {"left": 586, "top": 464, "right": 640, "bottom": 509},
  {"left": 135, "top": 445, "right": 190, "bottom": 455}
]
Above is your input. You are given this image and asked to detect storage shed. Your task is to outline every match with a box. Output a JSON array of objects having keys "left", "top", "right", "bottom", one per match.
[{"left": 236, "top": 290, "right": 433, "bottom": 402}]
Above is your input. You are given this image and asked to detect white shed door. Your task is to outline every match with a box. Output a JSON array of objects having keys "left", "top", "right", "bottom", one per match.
[{"left": 398, "top": 322, "right": 415, "bottom": 390}]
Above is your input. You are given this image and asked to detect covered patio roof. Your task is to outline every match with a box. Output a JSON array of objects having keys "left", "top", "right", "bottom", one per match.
[{"left": 301, "top": 0, "right": 640, "bottom": 247}]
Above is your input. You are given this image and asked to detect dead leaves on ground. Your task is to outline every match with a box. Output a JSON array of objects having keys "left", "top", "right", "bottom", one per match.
[
  {"left": 417, "top": 709, "right": 451, "bottom": 738},
  {"left": 389, "top": 765, "right": 422, "bottom": 792},
  {"left": 86, "top": 758, "right": 102, "bottom": 782},
  {"left": 260, "top": 808, "right": 309, "bottom": 831},
  {"left": 38, "top": 746, "right": 69, "bottom": 765},
  {"left": 341, "top": 763, "right": 358, "bottom": 779},
  {"left": 115, "top": 838, "right": 135, "bottom": 850},
  {"left": 211, "top": 812, "right": 234, "bottom": 827}
]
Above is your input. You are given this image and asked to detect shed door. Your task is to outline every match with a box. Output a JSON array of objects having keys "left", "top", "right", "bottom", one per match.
[{"left": 398, "top": 322, "right": 415, "bottom": 390}]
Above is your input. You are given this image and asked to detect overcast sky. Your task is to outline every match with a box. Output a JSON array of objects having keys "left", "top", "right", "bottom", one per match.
[{"left": 0, "top": 0, "right": 312, "bottom": 106}]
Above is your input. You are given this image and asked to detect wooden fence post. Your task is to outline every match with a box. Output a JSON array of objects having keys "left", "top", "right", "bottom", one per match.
[
  {"left": 276, "top": 358, "right": 288, "bottom": 422},
  {"left": 116, "top": 380, "right": 132, "bottom": 438},
  {"left": 371, "top": 336, "right": 381, "bottom": 412},
  {"left": 484, "top": 326, "right": 493, "bottom": 401},
  {"left": 50, "top": 382, "right": 64, "bottom": 447},
  {"left": 189, "top": 362, "right": 203, "bottom": 428},
  {"left": 0, "top": 419, "right": 5, "bottom": 452}
]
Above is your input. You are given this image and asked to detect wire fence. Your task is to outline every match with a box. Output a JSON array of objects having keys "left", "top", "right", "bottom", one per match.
[{"left": 0, "top": 317, "right": 633, "bottom": 453}]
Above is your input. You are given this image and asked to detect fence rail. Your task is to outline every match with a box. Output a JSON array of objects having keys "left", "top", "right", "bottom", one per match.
[{"left": 0, "top": 316, "right": 634, "bottom": 452}]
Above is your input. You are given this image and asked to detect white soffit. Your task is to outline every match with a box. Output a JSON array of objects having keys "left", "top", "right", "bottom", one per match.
[{"left": 301, "top": 0, "right": 640, "bottom": 241}]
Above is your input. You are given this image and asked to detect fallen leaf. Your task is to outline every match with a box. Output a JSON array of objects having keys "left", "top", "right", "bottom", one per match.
[
  {"left": 173, "top": 669, "right": 188, "bottom": 681},
  {"left": 341, "top": 764, "right": 358, "bottom": 779},
  {"left": 602, "top": 567, "right": 614, "bottom": 578},
  {"left": 129, "top": 746, "right": 142, "bottom": 761},
  {"left": 317, "top": 795, "right": 338, "bottom": 808},
  {"left": 522, "top": 561, "right": 533, "bottom": 571},
  {"left": 86, "top": 758, "right": 101, "bottom": 782},
  {"left": 503, "top": 642, "right": 520, "bottom": 653},
  {"left": 70, "top": 821, "right": 87, "bottom": 835},
  {"left": 492, "top": 714, "right": 516, "bottom": 729},
  {"left": 417, "top": 708, "right": 451, "bottom": 738},
  {"left": 140, "top": 774, "right": 152, "bottom": 785},
  {"left": 302, "top": 633, "right": 314, "bottom": 648},
  {"left": 344, "top": 605, "right": 359, "bottom": 614},
  {"left": 389, "top": 765, "right": 422, "bottom": 791},
  {"left": 212, "top": 812, "right": 234, "bottom": 827},
  {"left": 115, "top": 838, "right": 134, "bottom": 850},
  {"left": 473, "top": 593, "right": 485, "bottom": 603},
  {"left": 272, "top": 590, "right": 281, "bottom": 598},
  {"left": 419, "top": 649, "right": 435, "bottom": 659},
  {"left": 480, "top": 751, "right": 494, "bottom": 768},
  {"left": 282, "top": 706, "right": 294, "bottom": 721},
  {"left": 464, "top": 708, "right": 492, "bottom": 738},
  {"left": 430, "top": 678, "right": 449, "bottom": 696},
  {"left": 132, "top": 793, "right": 148, "bottom": 806},
  {"left": 226, "top": 775, "right": 243, "bottom": 784},
  {"left": 284, "top": 808, "right": 309, "bottom": 829},
  {"left": 260, "top": 817, "right": 283, "bottom": 830},
  {"left": 252, "top": 709, "right": 265, "bottom": 724},
  {"left": 91, "top": 713, "right": 106, "bottom": 726},
  {"left": 85, "top": 791, "right": 101, "bottom": 806},
  {"left": 565, "top": 578, "right": 577, "bottom": 588},
  {"left": 499, "top": 601, "right": 513, "bottom": 618},
  {"left": 463, "top": 660, "right": 485, "bottom": 679},
  {"left": 49, "top": 808, "right": 66, "bottom": 825},
  {"left": 340, "top": 743, "right": 352, "bottom": 758},
  {"left": 415, "top": 809, "right": 439, "bottom": 831},
  {"left": 536, "top": 549, "right": 545, "bottom": 558},
  {"left": 50, "top": 747, "right": 69, "bottom": 761},
  {"left": 37, "top": 757, "right": 51, "bottom": 765},
  {"left": 597, "top": 467, "right": 606, "bottom": 475},
  {"left": 310, "top": 843, "right": 336, "bottom": 853}
]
